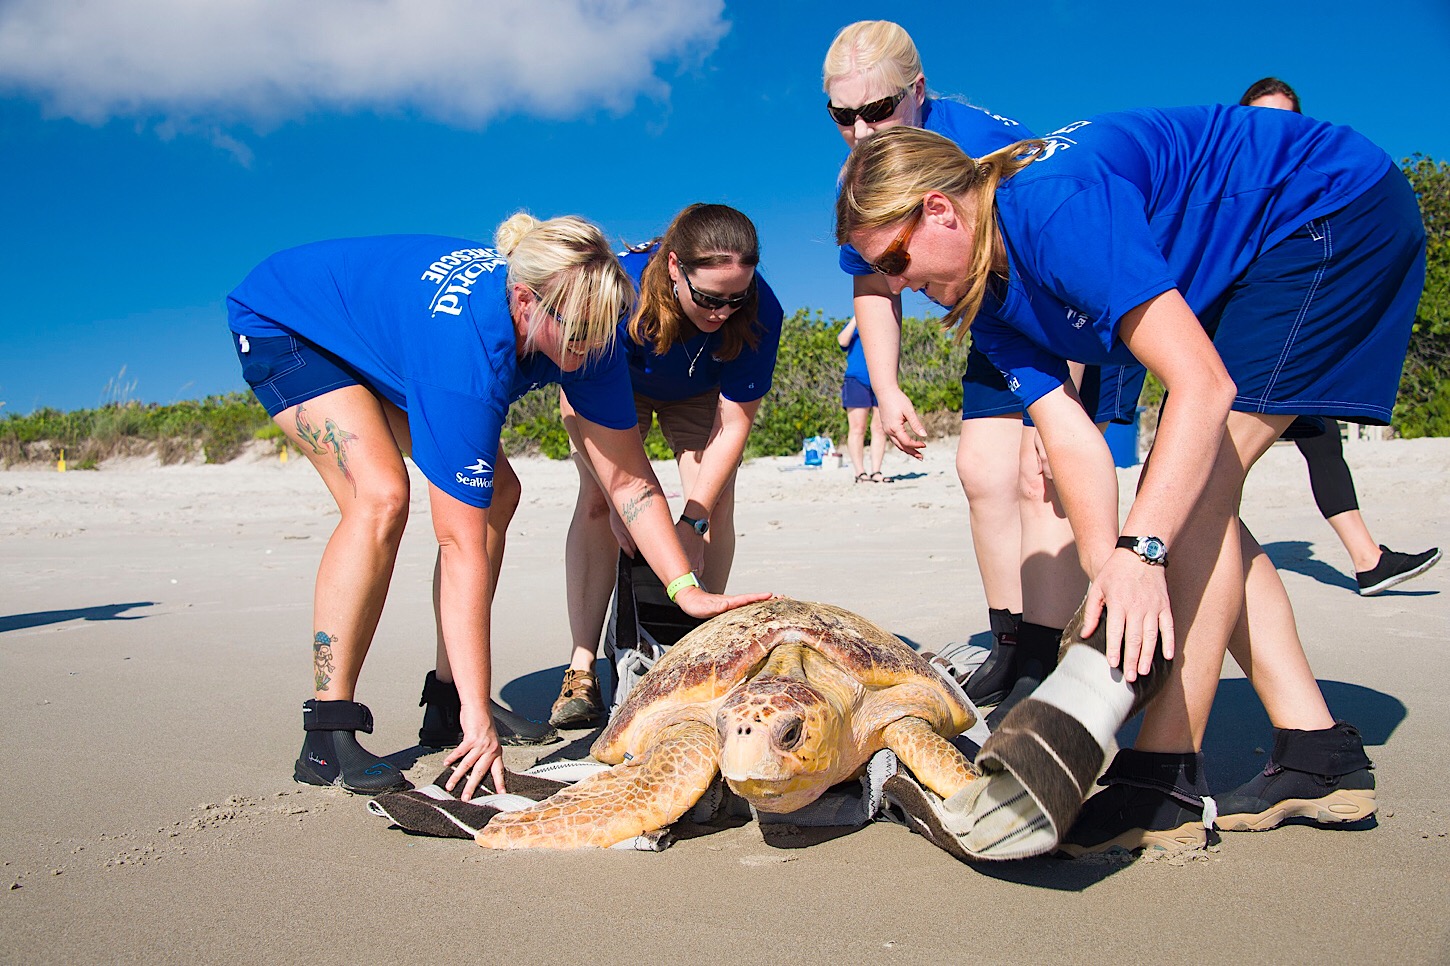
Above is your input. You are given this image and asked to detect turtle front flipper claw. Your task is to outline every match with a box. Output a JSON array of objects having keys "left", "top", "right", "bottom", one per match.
[{"left": 476, "top": 720, "right": 721, "bottom": 850}]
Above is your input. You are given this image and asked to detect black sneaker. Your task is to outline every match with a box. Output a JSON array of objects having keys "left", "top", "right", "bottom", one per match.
[
  {"left": 1356, "top": 545, "right": 1441, "bottom": 596},
  {"left": 1057, "top": 749, "right": 1213, "bottom": 858},
  {"left": 1216, "top": 722, "right": 1376, "bottom": 832}
]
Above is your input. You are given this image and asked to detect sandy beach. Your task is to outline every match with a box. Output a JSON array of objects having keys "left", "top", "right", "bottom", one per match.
[{"left": 2, "top": 434, "right": 1448, "bottom": 965}]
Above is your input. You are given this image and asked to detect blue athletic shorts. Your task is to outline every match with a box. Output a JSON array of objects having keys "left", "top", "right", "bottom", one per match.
[
  {"left": 1205, "top": 165, "right": 1425, "bottom": 425},
  {"left": 230, "top": 331, "right": 366, "bottom": 417},
  {"left": 960, "top": 343, "right": 1022, "bottom": 419},
  {"left": 841, "top": 376, "right": 877, "bottom": 409},
  {"left": 968, "top": 341, "right": 1144, "bottom": 426}
]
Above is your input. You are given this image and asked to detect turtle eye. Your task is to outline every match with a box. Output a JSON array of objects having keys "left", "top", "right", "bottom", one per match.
[{"left": 776, "top": 715, "right": 804, "bottom": 750}]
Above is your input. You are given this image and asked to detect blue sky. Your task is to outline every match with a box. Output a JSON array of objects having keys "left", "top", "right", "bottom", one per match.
[{"left": 2, "top": 0, "right": 1448, "bottom": 414}]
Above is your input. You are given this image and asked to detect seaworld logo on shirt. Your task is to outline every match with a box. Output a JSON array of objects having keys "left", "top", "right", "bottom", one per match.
[
  {"left": 1064, "top": 305, "right": 1093, "bottom": 329},
  {"left": 456, "top": 457, "right": 494, "bottom": 488},
  {"left": 422, "top": 248, "right": 506, "bottom": 318},
  {"left": 1034, "top": 119, "right": 1092, "bottom": 162}
]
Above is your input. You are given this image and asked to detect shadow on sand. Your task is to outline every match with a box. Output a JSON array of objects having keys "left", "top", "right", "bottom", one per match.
[{"left": 0, "top": 601, "right": 156, "bottom": 633}]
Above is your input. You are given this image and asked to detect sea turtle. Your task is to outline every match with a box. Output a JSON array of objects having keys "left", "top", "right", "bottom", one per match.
[{"left": 473, "top": 597, "right": 980, "bottom": 850}]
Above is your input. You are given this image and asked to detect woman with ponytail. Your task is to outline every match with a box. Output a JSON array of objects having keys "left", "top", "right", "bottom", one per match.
[
  {"left": 227, "top": 216, "right": 768, "bottom": 802},
  {"left": 837, "top": 108, "right": 1419, "bottom": 855}
]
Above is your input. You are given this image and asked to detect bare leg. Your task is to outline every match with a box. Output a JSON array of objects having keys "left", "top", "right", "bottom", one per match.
[
  {"left": 675, "top": 450, "right": 739, "bottom": 593},
  {"left": 278, "top": 386, "right": 411, "bottom": 701},
  {"left": 1135, "top": 411, "right": 1332, "bottom": 752},
  {"left": 1325, "top": 510, "right": 1383, "bottom": 573},
  {"left": 867, "top": 406, "right": 886, "bottom": 476},
  {"left": 563, "top": 452, "right": 620, "bottom": 671},
  {"left": 845, "top": 406, "right": 869, "bottom": 477},
  {"left": 956, "top": 414, "right": 1026, "bottom": 613},
  {"left": 435, "top": 454, "right": 519, "bottom": 682},
  {"left": 1017, "top": 426, "right": 1089, "bottom": 628}
]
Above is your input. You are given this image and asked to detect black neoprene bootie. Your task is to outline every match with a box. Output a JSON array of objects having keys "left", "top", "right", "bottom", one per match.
[
  {"left": 294, "top": 699, "right": 412, "bottom": 794},
  {"left": 418, "top": 671, "right": 559, "bottom": 748},
  {"left": 1058, "top": 749, "right": 1215, "bottom": 857},
  {"left": 985, "top": 621, "right": 1061, "bottom": 730},
  {"left": 1216, "top": 721, "right": 1375, "bottom": 831},
  {"left": 962, "top": 609, "right": 1022, "bottom": 705}
]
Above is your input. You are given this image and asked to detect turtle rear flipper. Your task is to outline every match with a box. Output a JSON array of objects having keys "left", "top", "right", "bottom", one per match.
[{"left": 476, "top": 720, "right": 721, "bottom": 850}]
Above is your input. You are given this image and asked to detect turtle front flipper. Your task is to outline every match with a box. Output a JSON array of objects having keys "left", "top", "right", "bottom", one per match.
[
  {"left": 476, "top": 720, "right": 721, "bottom": 850},
  {"left": 882, "top": 717, "right": 978, "bottom": 798}
]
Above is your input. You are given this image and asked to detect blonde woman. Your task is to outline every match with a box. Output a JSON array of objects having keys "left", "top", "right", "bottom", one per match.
[
  {"left": 822, "top": 21, "right": 1145, "bottom": 720},
  {"left": 837, "top": 109, "right": 1418, "bottom": 853},
  {"left": 228, "top": 218, "right": 768, "bottom": 802}
]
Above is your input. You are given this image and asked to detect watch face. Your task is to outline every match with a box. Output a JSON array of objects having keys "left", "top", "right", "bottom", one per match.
[{"left": 1143, "top": 538, "right": 1165, "bottom": 560}]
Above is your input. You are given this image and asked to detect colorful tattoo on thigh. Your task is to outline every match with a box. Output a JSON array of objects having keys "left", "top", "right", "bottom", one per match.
[
  {"left": 620, "top": 490, "right": 654, "bottom": 524},
  {"left": 295, "top": 404, "right": 362, "bottom": 495},
  {"left": 313, "top": 631, "right": 337, "bottom": 692}
]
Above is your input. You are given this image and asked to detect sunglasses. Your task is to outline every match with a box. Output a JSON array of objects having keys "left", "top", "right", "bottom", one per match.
[
  {"left": 868, "top": 204, "right": 924, "bottom": 277},
  {"left": 826, "top": 89, "right": 909, "bottom": 127},
  {"left": 678, "top": 264, "right": 754, "bottom": 311}
]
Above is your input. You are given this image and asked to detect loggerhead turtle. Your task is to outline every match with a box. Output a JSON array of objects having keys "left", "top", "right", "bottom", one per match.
[{"left": 474, "top": 597, "right": 980, "bottom": 850}]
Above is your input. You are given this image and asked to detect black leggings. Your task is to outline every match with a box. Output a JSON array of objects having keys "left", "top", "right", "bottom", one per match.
[{"left": 1294, "top": 419, "right": 1359, "bottom": 519}]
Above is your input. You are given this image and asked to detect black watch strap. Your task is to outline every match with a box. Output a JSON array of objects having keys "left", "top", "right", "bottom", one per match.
[{"left": 1117, "top": 535, "right": 1168, "bottom": 566}]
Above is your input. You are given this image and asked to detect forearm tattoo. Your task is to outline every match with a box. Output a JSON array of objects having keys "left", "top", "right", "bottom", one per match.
[
  {"left": 313, "top": 631, "right": 337, "bottom": 692},
  {"left": 295, "top": 404, "right": 361, "bottom": 495},
  {"left": 620, "top": 490, "right": 655, "bottom": 525}
]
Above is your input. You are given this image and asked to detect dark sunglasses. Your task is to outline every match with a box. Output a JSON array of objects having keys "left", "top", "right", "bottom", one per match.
[
  {"left": 678, "top": 264, "right": 754, "bottom": 311},
  {"left": 868, "top": 204, "right": 924, "bottom": 277},
  {"left": 826, "top": 89, "right": 908, "bottom": 127}
]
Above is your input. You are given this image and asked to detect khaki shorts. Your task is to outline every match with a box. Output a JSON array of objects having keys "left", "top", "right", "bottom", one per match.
[{"left": 634, "top": 389, "right": 718, "bottom": 454}]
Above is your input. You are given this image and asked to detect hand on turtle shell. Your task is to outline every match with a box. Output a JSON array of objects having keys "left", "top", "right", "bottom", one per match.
[
  {"left": 442, "top": 703, "right": 507, "bottom": 802},
  {"left": 876, "top": 387, "right": 928, "bottom": 460},
  {"left": 674, "top": 586, "right": 774, "bottom": 621},
  {"left": 1081, "top": 549, "right": 1175, "bottom": 682}
]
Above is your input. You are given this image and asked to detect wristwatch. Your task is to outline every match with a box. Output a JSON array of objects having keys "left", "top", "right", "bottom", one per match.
[
  {"left": 1117, "top": 535, "right": 1168, "bottom": 566},
  {"left": 679, "top": 514, "right": 709, "bottom": 536}
]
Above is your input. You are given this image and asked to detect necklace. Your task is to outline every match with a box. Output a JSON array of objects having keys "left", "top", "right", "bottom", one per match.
[{"left": 682, "top": 333, "right": 712, "bottom": 377}]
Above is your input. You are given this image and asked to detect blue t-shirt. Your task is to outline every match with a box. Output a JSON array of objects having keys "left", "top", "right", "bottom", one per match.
[
  {"left": 227, "top": 235, "right": 636, "bottom": 508},
  {"left": 617, "top": 246, "right": 784, "bottom": 403},
  {"left": 969, "top": 105, "right": 1393, "bottom": 408},
  {"left": 839, "top": 98, "right": 1033, "bottom": 277},
  {"left": 841, "top": 329, "right": 871, "bottom": 385}
]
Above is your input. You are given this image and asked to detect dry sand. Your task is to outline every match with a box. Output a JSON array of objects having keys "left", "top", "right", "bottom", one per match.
[{"left": 2, "top": 435, "right": 1448, "bottom": 964}]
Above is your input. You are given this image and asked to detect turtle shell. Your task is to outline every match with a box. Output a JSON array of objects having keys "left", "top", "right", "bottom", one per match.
[{"left": 592, "top": 597, "right": 972, "bottom": 763}]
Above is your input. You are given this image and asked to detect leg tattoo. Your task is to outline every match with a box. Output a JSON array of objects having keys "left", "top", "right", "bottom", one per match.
[
  {"left": 313, "top": 632, "right": 338, "bottom": 692},
  {"left": 295, "top": 404, "right": 361, "bottom": 495}
]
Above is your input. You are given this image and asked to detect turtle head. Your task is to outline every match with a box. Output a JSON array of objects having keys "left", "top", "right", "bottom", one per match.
[{"left": 716, "top": 678, "right": 852, "bottom": 813}]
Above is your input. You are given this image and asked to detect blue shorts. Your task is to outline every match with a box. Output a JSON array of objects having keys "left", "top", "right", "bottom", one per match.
[
  {"left": 960, "top": 343, "right": 1022, "bottom": 419},
  {"left": 230, "top": 331, "right": 367, "bottom": 417},
  {"left": 841, "top": 376, "right": 877, "bottom": 409},
  {"left": 967, "top": 340, "right": 1144, "bottom": 425},
  {"left": 1205, "top": 165, "right": 1425, "bottom": 425}
]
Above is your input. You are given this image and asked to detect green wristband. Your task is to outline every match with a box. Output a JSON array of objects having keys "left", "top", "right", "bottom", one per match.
[{"left": 666, "top": 572, "right": 701, "bottom": 602}]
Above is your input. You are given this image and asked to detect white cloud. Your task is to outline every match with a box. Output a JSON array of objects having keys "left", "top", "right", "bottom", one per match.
[{"left": 0, "top": 0, "right": 728, "bottom": 126}]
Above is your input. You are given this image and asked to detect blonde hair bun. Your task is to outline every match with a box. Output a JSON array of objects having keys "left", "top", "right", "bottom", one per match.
[{"left": 494, "top": 211, "right": 542, "bottom": 257}]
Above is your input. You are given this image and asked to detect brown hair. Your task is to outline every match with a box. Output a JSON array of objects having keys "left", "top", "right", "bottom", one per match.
[
  {"left": 628, "top": 203, "right": 762, "bottom": 360},
  {"left": 834, "top": 126, "right": 1043, "bottom": 335},
  {"left": 1239, "top": 77, "right": 1302, "bottom": 113}
]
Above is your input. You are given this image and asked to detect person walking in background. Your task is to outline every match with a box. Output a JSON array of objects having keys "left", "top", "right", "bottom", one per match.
[
  {"left": 1240, "top": 76, "right": 1440, "bottom": 595},
  {"left": 838, "top": 316, "right": 889, "bottom": 482},
  {"left": 227, "top": 217, "right": 768, "bottom": 803}
]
